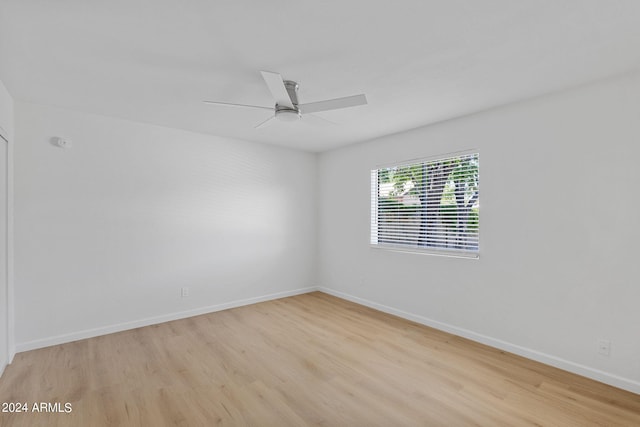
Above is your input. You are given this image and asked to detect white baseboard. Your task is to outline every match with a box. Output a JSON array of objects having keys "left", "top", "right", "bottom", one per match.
[
  {"left": 13, "top": 285, "right": 640, "bottom": 395},
  {"left": 15, "top": 287, "right": 317, "bottom": 353},
  {"left": 317, "top": 287, "right": 640, "bottom": 395},
  {"left": 0, "top": 349, "right": 14, "bottom": 379}
]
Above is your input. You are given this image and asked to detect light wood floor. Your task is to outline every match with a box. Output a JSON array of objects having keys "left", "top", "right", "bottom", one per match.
[{"left": 1, "top": 292, "right": 639, "bottom": 426}]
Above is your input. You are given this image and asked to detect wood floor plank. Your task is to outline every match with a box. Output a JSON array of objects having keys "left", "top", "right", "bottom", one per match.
[{"left": 1, "top": 291, "right": 639, "bottom": 426}]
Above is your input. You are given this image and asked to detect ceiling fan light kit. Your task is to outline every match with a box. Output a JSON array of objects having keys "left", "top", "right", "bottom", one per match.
[
  {"left": 204, "top": 71, "right": 367, "bottom": 128},
  {"left": 275, "top": 108, "right": 301, "bottom": 122}
]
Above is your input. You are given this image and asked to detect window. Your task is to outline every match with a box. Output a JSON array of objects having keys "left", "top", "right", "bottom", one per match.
[{"left": 371, "top": 152, "right": 479, "bottom": 257}]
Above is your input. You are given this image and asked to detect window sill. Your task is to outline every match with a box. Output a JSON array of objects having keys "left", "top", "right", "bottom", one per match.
[{"left": 370, "top": 243, "right": 479, "bottom": 259}]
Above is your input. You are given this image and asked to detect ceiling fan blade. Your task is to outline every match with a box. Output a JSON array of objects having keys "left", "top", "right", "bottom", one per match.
[
  {"left": 299, "top": 94, "right": 367, "bottom": 114},
  {"left": 203, "top": 100, "right": 272, "bottom": 111},
  {"left": 254, "top": 115, "right": 275, "bottom": 129},
  {"left": 260, "top": 71, "right": 294, "bottom": 109},
  {"left": 304, "top": 114, "right": 337, "bottom": 126}
]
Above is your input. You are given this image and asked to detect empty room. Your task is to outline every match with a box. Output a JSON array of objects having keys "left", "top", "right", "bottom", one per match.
[{"left": 1, "top": 1, "right": 640, "bottom": 425}]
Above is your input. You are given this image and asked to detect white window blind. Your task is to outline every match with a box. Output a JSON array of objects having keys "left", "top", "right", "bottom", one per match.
[{"left": 371, "top": 152, "right": 479, "bottom": 257}]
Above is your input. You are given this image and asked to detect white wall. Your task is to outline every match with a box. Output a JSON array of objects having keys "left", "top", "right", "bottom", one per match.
[
  {"left": 14, "top": 103, "right": 316, "bottom": 349},
  {"left": 0, "top": 78, "right": 14, "bottom": 374},
  {"left": 318, "top": 71, "right": 640, "bottom": 393},
  {"left": 8, "top": 71, "right": 640, "bottom": 394}
]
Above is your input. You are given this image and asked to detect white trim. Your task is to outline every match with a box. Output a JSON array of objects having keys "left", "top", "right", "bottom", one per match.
[
  {"left": 370, "top": 243, "right": 479, "bottom": 259},
  {"left": 14, "top": 285, "right": 640, "bottom": 395},
  {"left": 373, "top": 148, "right": 479, "bottom": 170},
  {"left": 6, "top": 131, "right": 13, "bottom": 365},
  {"left": 15, "top": 287, "right": 317, "bottom": 353},
  {"left": 317, "top": 287, "right": 640, "bottom": 395},
  {"left": 0, "top": 134, "right": 11, "bottom": 374}
]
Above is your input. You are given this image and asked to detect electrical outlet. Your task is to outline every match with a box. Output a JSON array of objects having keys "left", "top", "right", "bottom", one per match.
[
  {"left": 181, "top": 287, "right": 189, "bottom": 298},
  {"left": 597, "top": 339, "right": 610, "bottom": 356}
]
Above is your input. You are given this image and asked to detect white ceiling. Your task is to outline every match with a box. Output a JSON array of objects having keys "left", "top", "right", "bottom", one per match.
[{"left": 1, "top": 1, "right": 640, "bottom": 152}]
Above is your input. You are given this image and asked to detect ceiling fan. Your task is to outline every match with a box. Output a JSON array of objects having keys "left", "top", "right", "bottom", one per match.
[{"left": 203, "top": 71, "right": 367, "bottom": 128}]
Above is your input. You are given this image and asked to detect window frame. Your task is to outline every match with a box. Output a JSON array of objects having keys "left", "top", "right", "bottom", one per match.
[{"left": 370, "top": 150, "right": 480, "bottom": 259}]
